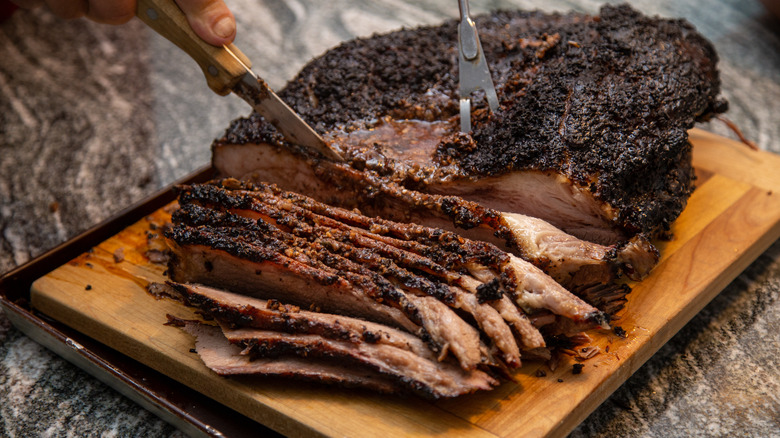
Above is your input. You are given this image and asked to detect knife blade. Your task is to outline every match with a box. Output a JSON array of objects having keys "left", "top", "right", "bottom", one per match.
[{"left": 135, "top": 0, "right": 342, "bottom": 161}]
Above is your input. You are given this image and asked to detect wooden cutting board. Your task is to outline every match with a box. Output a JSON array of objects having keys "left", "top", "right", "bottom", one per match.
[{"left": 30, "top": 129, "right": 780, "bottom": 438}]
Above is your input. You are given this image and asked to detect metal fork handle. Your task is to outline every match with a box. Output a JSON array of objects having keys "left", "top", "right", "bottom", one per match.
[
  {"left": 457, "top": 0, "right": 498, "bottom": 132},
  {"left": 458, "top": 0, "right": 479, "bottom": 60}
]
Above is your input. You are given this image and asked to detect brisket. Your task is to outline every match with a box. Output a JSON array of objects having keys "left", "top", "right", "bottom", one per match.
[
  {"left": 220, "top": 325, "right": 496, "bottom": 398},
  {"left": 214, "top": 144, "right": 659, "bottom": 286},
  {"left": 152, "top": 4, "right": 728, "bottom": 398},
  {"left": 216, "top": 4, "right": 725, "bottom": 245},
  {"left": 152, "top": 282, "right": 437, "bottom": 358},
  {"left": 176, "top": 319, "right": 400, "bottom": 393},
  {"left": 164, "top": 180, "right": 610, "bottom": 370},
  {"left": 169, "top": 313, "right": 496, "bottom": 399}
]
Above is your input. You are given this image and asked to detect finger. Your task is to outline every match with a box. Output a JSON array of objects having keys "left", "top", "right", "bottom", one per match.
[
  {"left": 43, "top": 0, "right": 88, "bottom": 19},
  {"left": 85, "top": 0, "right": 135, "bottom": 25},
  {"left": 174, "top": 0, "right": 235, "bottom": 46}
]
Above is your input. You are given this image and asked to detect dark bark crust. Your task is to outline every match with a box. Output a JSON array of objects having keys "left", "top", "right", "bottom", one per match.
[{"left": 219, "top": 5, "right": 725, "bottom": 237}]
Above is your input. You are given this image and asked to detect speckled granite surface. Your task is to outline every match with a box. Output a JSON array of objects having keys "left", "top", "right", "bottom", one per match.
[{"left": 1, "top": 0, "right": 779, "bottom": 436}]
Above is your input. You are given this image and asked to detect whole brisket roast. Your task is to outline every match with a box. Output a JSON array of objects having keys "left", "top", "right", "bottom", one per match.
[
  {"left": 215, "top": 4, "right": 725, "bottom": 245},
  {"left": 158, "top": 5, "right": 727, "bottom": 398}
]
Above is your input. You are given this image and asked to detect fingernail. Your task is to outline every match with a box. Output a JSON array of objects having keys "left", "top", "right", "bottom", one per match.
[{"left": 213, "top": 16, "right": 235, "bottom": 40}]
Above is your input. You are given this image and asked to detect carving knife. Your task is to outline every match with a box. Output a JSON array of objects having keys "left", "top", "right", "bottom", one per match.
[{"left": 136, "top": 0, "right": 342, "bottom": 161}]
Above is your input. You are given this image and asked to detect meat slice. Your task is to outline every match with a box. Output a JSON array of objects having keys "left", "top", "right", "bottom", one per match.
[
  {"left": 500, "top": 213, "right": 659, "bottom": 286},
  {"left": 175, "top": 179, "right": 609, "bottom": 323},
  {"left": 167, "top": 200, "right": 488, "bottom": 370},
  {"left": 504, "top": 256, "right": 605, "bottom": 325},
  {"left": 152, "top": 282, "right": 436, "bottom": 359},
  {"left": 165, "top": 235, "right": 419, "bottom": 333},
  {"left": 166, "top": 180, "right": 609, "bottom": 369},
  {"left": 177, "top": 187, "right": 523, "bottom": 366},
  {"left": 213, "top": 142, "right": 659, "bottom": 286},
  {"left": 176, "top": 319, "right": 400, "bottom": 394},
  {"left": 462, "top": 264, "right": 545, "bottom": 350},
  {"left": 215, "top": 4, "right": 725, "bottom": 246},
  {"left": 161, "top": 285, "right": 498, "bottom": 398},
  {"left": 219, "top": 326, "right": 496, "bottom": 399}
]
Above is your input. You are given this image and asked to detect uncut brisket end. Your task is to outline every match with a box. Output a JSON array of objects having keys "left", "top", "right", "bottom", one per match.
[
  {"left": 434, "top": 5, "right": 723, "bottom": 241},
  {"left": 217, "top": 4, "right": 725, "bottom": 243}
]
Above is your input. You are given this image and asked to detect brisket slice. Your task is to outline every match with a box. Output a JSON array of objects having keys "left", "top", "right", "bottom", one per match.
[
  {"left": 175, "top": 319, "right": 400, "bottom": 394},
  {"left": 216, "top": 4, "right": 725, "bottom": 244},
  {"left": 173, "top": 180, "right": 610, "bottom": 327},
  {"left": 164, "top": 236, "right": 419, "bottom": 332},
  {"left": 167, "top": 305, "right": 496, "bottom": 399},
  {"left": 166, "top": 196, "right": 488, "bottom": 370},
  {"left": 165, "top": 180, "right": 609, "bottom": 369},
  {"left": 152, "top": 282, "right": 437, "bottom": 359},
  {"left": 165, "top": 224, "right": 488, "bottom": 371},
  {"left": 175, "top": 181, "right": 608, "bottom": 326},
  {"left": 219, "top": 325, "right": 496, "bottom": 399},
  {"left": 180, "top": 191, "right": 526, "bottom": 366},
  {"left": 213, "top": 142, "right": 659, "bottom": 286}
]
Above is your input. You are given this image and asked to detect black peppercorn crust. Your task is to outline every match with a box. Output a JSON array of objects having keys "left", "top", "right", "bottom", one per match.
[{"left": 220, "top": 4, "right": 725, "bottom": 239}]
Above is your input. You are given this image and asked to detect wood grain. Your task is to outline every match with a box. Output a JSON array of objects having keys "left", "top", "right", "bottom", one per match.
[{"left": 30, "top": 130, "right": 780, "bottom": 438}]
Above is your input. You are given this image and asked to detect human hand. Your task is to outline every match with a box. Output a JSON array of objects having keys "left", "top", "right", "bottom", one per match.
[{"left": 13, "top": 0, "right": 236, "bottom": 46}]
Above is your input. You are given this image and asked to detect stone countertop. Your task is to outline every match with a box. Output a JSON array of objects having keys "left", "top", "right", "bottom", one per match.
[{"left": 1, "top": 0, "right": 779, "bottom": 436}]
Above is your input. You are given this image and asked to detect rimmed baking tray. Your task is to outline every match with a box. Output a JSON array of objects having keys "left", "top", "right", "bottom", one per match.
[{"left": 0, "top": 166, "right": 280, "bottom": 438}]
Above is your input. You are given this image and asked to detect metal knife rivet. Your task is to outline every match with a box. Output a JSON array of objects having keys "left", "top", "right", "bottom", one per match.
[
  {"left": 208, "top": 65, "right": 219, "bottom": 76},
  {"left": 145, "top": 8, "right": 158, "bottom": 20}
]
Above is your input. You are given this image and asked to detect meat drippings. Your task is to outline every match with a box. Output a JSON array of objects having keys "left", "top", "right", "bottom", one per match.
[
  {"left": 326, "top": 117, "right": 462, "bottom": 185},
  {"left": 327, "top": 117, "right": 453, "bottom": 162}
]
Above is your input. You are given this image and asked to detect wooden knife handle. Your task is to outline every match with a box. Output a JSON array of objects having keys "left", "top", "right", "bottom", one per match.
[{"left": 136, "top": 0, "right": 252, "bottom": 95}]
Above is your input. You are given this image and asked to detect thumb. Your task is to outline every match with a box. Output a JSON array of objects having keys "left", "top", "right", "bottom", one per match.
[{"left": 174, "top": 0, "right": 235, "bottom": 46}]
